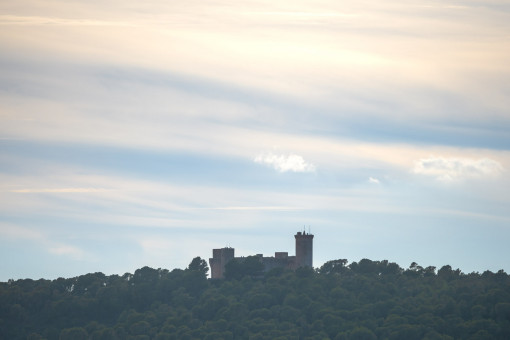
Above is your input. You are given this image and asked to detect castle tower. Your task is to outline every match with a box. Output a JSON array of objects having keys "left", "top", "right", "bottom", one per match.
[
  {"left": 209, "top": 247, "right": 234, "bottom": 279},
  {"left": 295, "top": 231, "right": 314, "bottom": 268}
]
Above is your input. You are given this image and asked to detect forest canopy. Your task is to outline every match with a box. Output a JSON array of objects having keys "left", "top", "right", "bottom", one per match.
[{"left": 1, "top": 258, "right": 509, "bottom": 339}]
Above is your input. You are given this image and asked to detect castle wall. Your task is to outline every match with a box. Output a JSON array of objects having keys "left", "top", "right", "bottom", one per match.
[
  {"left": 260, "top": 255, "right": 296, "bottom": 272},
  {"left": 209, "top": 231, "right": 313, "bottom": 279}
]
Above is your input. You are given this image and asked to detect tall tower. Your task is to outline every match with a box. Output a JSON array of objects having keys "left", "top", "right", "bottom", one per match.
[
  {"left": 295, "top": 231, "right": 314, "bottom": 268},
  {"left": 209, "top": 247, "right": 235, "bottom": 279}
]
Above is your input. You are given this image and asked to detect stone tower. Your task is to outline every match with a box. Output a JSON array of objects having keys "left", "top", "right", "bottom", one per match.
[
  {"left": 209, "top": 247, "right": 234, "bottom": 279},
  {"left": 295, "top": 231, "right": 314, "bottom": 268}
]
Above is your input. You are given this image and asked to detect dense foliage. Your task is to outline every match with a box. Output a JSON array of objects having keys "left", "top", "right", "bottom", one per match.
[{"left": 1, "top": 258, "right": 509, "bottom": 339}]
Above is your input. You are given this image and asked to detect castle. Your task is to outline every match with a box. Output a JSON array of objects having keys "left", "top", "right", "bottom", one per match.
[{"left": 209, "top": 231, "right": 314, "bottom": 279}]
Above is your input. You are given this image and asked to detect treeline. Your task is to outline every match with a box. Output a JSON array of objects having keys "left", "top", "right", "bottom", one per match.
[{"left": 1, "top": 257, "right": 510, "bottom": 339}]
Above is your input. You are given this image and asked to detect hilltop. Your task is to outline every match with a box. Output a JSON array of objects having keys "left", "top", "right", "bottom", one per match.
[{"left": 1, "top": 258, "right": 509, "bottom": 339}]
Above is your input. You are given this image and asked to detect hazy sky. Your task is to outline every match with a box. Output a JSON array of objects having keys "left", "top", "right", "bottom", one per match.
[{"left": 1, "top": 0, "right": 510, "bottom": 281}]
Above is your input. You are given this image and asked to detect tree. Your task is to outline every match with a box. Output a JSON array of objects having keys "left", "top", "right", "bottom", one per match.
[
  {"left": 132, "top": 266, "right": 160, "bottom": 284},
  {"left": 318, "top": 259, "right": 348, "bottom": 275},
  {"left": 2, "top": 258, "right": 510, "bottom": 340},
  {"left": 224, "top": 256, "right": 264, "bottom": 280},
  {"left": 187, "top": 257, "right": 209, "bottom": 276},
  {"left": 180, "top": 257, "right": 210, "bottom": 296},
  {"left": 59, "top": 327, "right": 88, "bottom": 340},
  {"left": 358, "top": 259, "right": 379, "bottom": 275},
  {"left": 348, "top": 327, "right": 377, "bottom": 340},
  {"left": 404, "top": 262, "right": 424, "bottom": 277},
  {"left": 438, "top": 265, "right": 460, "bottom": 281}
]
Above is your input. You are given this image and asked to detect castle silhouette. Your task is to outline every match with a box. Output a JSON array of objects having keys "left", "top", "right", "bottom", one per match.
[{"left": 209, "top": 231, "right": 314, "bottom": 279}]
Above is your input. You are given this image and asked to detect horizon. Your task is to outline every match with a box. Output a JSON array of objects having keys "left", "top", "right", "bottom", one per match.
[
  {"left": 4, "top": 246, "right": 508, "bottom": 282},
  {"left": 1, "top": 0, "right": 510, "bottom": 281},
  {"left": 1, "top": 227, "right": 508, "bottom": 281}
]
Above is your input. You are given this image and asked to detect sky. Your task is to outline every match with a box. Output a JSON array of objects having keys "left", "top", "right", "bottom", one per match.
[{"left": 1, "top": 0, "right": 510, "bottom": 281}]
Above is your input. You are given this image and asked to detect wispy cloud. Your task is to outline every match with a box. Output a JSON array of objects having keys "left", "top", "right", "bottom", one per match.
[
  {"left": 0, "top": 223, "right": 86, "bottom": 259},
  {"left": 369, "top": 177, "right": 380, "bottom": 184},
  {"left": 209, "top": 206, "right": 301, "bottom": 211},
  {"left": 0, "top": 223, "right": 44, "bottom": 241},
  {"left": 413, "top": 157, "right": 503, "bottom": 181},
  {"left": 48, "top": 245, "right": 85, "bottom": 258},
  {"left": 10, "top": 188, "right": 108, "bottom": 193},
  {"left": 140, "top": 238, "right": 174, "bottom": 253},
  {"left": 0, "top": 15, "right": 132, "bottom": 27},
  {"left": 254, "top": 152, "right": 316, "bottom": 173}
]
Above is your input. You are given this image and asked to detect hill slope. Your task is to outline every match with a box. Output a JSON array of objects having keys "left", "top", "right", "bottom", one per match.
[{"left": 1, "top": 258, "right": 509, "bottom": 339}]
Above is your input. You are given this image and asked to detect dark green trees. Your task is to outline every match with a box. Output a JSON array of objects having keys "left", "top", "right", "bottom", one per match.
[
  {"left": 1, "top": 258, "right": 509, "bottom": 339},
  {"left": 187, "top": 257, "right": 209, "bottom": 276},
  {"left": 224, "top": 255, "right": 264, "bottom": 280}
]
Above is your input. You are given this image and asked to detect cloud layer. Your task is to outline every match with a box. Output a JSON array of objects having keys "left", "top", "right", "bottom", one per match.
[
  {"left": 1, "top": 0, "right": 510, "bottom": 279},
  {"left": 413, "top": 157, "right": 503, "bottom": 181}
]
